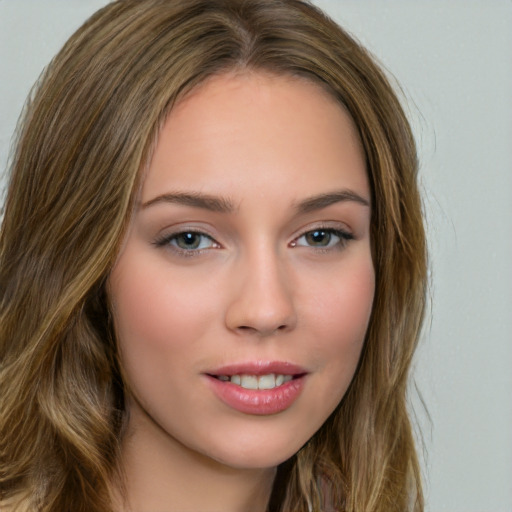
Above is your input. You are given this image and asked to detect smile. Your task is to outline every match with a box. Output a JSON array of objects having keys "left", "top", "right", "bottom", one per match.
[
  {"left": 215, "top": 373, "right": 294, "bottom": 390},
  {"left": 205, "top": 362, "right": 308, "bottom": 415}
]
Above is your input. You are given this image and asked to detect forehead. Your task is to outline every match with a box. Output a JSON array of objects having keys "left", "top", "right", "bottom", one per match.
[{"left": 142, "top": 71, "right": 368, "bottom": 204}]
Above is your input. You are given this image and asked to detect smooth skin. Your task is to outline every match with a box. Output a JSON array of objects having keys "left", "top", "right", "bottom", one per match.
[{"left": 108, "top": 72, "right": 375, "bottom": 512}]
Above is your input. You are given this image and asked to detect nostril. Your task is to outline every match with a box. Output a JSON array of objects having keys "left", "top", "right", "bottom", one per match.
[
  {"left": 236, "top": 325, "right": 261, "bottom": 335},
  {"left": 236, "top": 323, "right": 289, "bottom": 336}
]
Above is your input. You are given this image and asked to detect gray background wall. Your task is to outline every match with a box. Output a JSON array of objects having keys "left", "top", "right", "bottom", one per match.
[{"left": 1, "top": 2, "right": 511, "bottom": 511}]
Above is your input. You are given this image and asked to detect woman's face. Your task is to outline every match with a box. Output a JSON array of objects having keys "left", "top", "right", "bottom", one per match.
[{"left": 108, "top": 72, "right": 374, "bottom": 469}]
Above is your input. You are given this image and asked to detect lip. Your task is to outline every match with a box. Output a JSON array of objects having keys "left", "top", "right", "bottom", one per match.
[
  {"left": 207, "top": 360, "right": 307, "bottom": 377},
  {"left": 204, "top": 361, "right": 308, "bottom": 415}
]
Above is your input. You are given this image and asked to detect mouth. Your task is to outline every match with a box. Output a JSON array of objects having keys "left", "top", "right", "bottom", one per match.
[
  {"left": 209, "top": 373, "right": 300, "bottom": 390},
  {"left": 205, "top": 361, "right": 308, "bottom": 415},
  {"left": 206, "top": 361, "right": 307, "bottom": 390}
]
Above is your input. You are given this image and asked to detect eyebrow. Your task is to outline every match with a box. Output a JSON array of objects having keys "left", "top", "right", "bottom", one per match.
[
  {"left": 295, "top": 190, "right": 370, "bottom": 213},
  {"left": 141, "top": 192, "right": 236, "bottom": 213},
  {"left": 141, "top": 188, "right": 370, "bottom": 214}
]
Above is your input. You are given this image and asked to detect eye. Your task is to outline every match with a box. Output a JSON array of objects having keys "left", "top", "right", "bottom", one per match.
[
  {"left": 154, "top": 231, "right": 219, "bottom": 252},
  {"left": 293, "top": 228, "right": 353, "bottom": 249}
]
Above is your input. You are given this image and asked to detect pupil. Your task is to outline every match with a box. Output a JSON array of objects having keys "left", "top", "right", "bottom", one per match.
[
  {"left": 306, "top": 230, "right": 330, "bottom": 246},
  {"left": 178, "top": 233, "right": 200, "bottom": 249}
]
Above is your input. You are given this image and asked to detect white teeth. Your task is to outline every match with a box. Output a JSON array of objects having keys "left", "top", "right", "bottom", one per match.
[
  {"left": 217, "top": 373, "right": 294, "bottom": 390},
  {"left": 258, "top": 374, "right": 276, "bottom": 390},
  {"left": 240, "top": 375, "right": 258, "bottom": 389}
]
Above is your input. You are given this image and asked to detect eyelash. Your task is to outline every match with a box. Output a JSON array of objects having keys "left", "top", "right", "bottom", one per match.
[
  {"left": 292, "top": 227, "right": 354, "bottom": 251},
  {"left": 153, "top": 226, "right": 354, "bottom": 256},
  {"left": 153, "top": 230, "right": 219, "bottom": 256}
]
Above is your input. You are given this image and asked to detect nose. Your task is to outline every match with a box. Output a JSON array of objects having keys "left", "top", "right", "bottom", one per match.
[{"left": 224, "top": 247, "right": 297, "bottom": 337}]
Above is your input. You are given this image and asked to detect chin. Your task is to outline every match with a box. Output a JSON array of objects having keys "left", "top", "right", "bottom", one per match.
[
  {"left": 210, "top": 445, "right": 299, "bottom": 470},
  {"left": 192, "top": 420, "right": 318, "bottom": 471}
]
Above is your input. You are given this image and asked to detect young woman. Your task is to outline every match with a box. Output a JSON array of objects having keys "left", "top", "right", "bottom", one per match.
[{"left": 0, "top": 1, "right": 427, "bottom": 511}]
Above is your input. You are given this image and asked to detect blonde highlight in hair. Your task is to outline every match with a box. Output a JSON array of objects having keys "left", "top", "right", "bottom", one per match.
[{"left": 1, "top": 1, "right": 427, "bottom": 511}]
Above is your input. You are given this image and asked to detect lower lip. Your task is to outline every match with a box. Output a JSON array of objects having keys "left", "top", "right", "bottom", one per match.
[{"left": 205, "top": 375, "right": 306, "bottom": 415}]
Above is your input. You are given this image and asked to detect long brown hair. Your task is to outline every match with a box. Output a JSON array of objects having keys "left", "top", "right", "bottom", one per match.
[{"left": 0, "top": 1, "right": 427, "bottom": 510}]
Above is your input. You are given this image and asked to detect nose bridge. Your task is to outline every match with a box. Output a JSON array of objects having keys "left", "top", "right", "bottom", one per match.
[{"left": 225, "top": 239, "right": 297, "bottom": 336}]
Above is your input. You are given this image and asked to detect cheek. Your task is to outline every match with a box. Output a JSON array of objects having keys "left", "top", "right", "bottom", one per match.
[
  {"left": 111, "top": 253, "right": 215, "bottom": 344},
  {"left": 307, "top": 255, "right": 375, "bottom": 346},
  {"left": 303, "top": 255, "right": 375, "bottom": 394},
  {"left": 108, "top": 255, "right": 219, "bottom": 395}
]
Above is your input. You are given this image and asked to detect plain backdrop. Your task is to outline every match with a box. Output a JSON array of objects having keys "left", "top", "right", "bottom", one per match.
[{"left": 1, "top": 2, "right": 511, "bottom": 511}]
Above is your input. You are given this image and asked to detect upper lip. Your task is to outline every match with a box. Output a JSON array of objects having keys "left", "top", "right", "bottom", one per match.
[{"left": 206, "top": 361, "right": 308, "bottom": 377}]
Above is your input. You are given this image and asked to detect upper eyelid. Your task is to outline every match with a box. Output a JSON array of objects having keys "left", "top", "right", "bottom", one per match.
[
  {"left": 291, "top": 227, "right": 353, "bottom": 247},
  {"left": 153, "top": 228, "right": 220, "bottom": 249},
  {"left": 155, "top": 224, "right": 219, "bottom": 240},
  {"left": 291, "top": 221, "right": 354, "bottom": 240},
  {"left": 296, "top": 227, "right": 352, "bottom": 238}
]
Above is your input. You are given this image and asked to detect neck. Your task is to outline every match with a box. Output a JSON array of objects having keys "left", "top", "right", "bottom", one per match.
[{"left": 112, "top": 404, "right": 276, "bottom": 512}]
